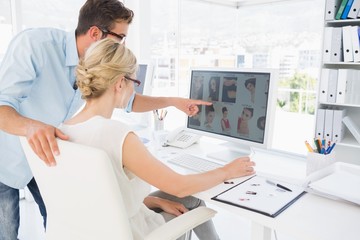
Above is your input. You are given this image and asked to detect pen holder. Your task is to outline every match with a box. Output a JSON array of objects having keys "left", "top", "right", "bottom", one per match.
[
  {"left": 153, "top": 117, "right": 164, "bottom": 131},
  {"left": 306, "top": 151, "right": 336, "bottom": 176}
]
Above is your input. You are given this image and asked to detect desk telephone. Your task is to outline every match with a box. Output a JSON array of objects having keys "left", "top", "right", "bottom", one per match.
[{"left": 165, "top": 128, "right": 200, "bottom": 149}]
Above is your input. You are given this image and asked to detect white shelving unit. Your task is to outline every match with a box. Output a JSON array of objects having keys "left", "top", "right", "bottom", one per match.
[{"left": 318, "top": 1, "right": 360, "bottom": 164}]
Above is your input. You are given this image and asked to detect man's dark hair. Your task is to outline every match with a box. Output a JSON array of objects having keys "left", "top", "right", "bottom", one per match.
[{"left": 76, "top": 0, "right": 134, "bottom": 36}]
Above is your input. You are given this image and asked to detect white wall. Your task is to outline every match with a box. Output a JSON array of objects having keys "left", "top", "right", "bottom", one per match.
[{"left": 124, "top": 0, "right": 151, "bottom": 62}]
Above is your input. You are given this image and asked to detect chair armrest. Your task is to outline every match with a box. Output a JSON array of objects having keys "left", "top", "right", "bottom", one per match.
[{"left": 145, "top": 206, "right": 217, "bottom": 240}]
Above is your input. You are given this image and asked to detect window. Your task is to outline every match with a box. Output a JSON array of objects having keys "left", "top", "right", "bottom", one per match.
[
  {"left": 149, "top": 0, "right": 324, "bottom": 155},
  {"left": 0, "top": 0, "right": 12, "bottom": 62},
  {"left": 1, "top": 0, "right": 325, "bottom": 155},
  {"left": 0, "top": 0, "right": 85, "bottom": 62},
  {"left": 20, "top": 0, "right": 85, "bottom": 30}
]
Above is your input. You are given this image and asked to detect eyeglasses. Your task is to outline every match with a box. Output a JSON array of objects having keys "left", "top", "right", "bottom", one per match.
[
  {"left": 124, "top": 76, "right": 141, "bottom": 87},
  {"left": 98, "top": 27, "right": 127, "bottom": 44}
]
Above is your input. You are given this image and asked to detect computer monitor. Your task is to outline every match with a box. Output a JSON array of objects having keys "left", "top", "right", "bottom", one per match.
[
  {"left": 111, "top": 62, "right": 154, "bottom": 128},
  {"left": 187, "top": 67, "right": 277, "bottom": 162},
  {"left": 134, "top": 63, "right": 154, "bottom": 95}
]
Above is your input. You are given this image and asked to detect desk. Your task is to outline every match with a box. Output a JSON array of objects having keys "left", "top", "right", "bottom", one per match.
[{"left": 150, "top": 135, "right": 360, "bottom": 240}]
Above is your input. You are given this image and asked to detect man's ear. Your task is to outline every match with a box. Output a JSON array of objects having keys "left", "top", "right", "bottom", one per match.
[{"left": 88, "top": 26, "right": 102, "bottom": 41}]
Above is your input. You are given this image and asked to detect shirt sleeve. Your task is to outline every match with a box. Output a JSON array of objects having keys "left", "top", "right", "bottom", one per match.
[
  {"left": 124, "top": 91, "right": 136, "bottom": 113},
  {"left": 0, "top": 30, "right": 43, "bottom": 112}
]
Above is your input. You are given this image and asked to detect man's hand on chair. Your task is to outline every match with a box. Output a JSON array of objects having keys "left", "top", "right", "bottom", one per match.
[{"left": 26, "top": 122, "right": 69, "bottom": 167}]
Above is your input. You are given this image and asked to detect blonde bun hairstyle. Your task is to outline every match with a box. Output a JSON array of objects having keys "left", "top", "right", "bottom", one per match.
[{"left": 76, "top": 38, "right": 137, "bottom": 99}]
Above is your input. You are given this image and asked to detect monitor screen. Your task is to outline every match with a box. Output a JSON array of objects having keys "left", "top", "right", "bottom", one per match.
[
  {"left": 187, "top": 68, "right": 277, "bottom": 156},
  {"left": 111, "top": 62, "right": 154, "bottom": 128},
  {"left": 135, "top": 63, "right": 153, "bottom": 95}
]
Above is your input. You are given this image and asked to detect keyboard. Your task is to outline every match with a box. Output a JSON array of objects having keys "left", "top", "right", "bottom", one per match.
[{"left": 168, "top": 153, "right": 223, "bottom": 172}]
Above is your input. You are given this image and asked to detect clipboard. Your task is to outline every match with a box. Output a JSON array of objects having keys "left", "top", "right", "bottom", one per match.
[{"left": 211, "top": 175, "right": 306, "bottom": 217}]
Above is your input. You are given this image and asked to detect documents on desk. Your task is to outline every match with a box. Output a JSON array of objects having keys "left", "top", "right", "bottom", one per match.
[
  {"left": 305, "top": 162, "right": 360, "bottom": 205},
  {"left": 211, "top": 175, "right": 305, "bottom": 218}
]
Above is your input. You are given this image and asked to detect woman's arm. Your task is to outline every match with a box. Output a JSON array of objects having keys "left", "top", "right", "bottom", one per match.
[
  {"left": 122, "top": 132, "right": 255, "bottom": 198},
  {"left": 132, "top": 94, "right": 212, "bottom": 117},
  {"left": 143, "top": 196, "right": 188, "bottom": 216}
]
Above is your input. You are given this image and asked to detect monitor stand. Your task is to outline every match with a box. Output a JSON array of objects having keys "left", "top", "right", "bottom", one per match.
[{"left": 206, "top": 142, "right": 252, "bottom": 163}]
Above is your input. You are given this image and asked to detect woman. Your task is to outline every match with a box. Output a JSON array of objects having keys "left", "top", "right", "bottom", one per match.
[
  {"left": 208, "top": 76, "right": 220, "bottom": 101},
  {"left": 204, "top": 105, "right": 215, "bottom": 130},
  {"left": 221, "top": 106, "right": 231, "bottom": 133},
  {"left": 244, "top": 78, "right": 256, "bottom": 103},
  {"left": 191, "top": 75, "right": 204, "bottom": 100},
  {"left": 237, "top": 107, "right": 254, "bottom": 136},
  {"left": 59, "top": 38, "right": 255, "bottom": 240}
]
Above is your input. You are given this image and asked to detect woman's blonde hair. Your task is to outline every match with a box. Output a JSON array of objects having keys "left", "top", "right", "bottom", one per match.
[{"left": 76, "top": 38, "right": 137, "bottom": 99}]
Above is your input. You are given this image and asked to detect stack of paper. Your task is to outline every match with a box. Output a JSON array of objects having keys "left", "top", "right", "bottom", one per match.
[{"left": 306, "top": 162, "right": 360, "bottom": 205}]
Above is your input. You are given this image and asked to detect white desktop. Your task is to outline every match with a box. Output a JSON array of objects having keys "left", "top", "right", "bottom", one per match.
[{"left": 149, "top": 131, "right": 360, "bottom": 240}]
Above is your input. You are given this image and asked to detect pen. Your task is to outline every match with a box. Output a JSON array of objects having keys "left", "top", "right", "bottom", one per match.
[
  {"left": 314, "top": 139, "right": 321, "bottom": 153},
  {"left": 326, "top": 142, "right": 336, "bottom": 154},
  {"left": 153, "top": 109, "right": 159, "bottom": 119},
  {"left": 320, "top": 145, "right": 326, "bottom": 154},
  {"left": 305, "top": 141, "right": 314, "bottom": 152},
  {"left": 161, "top": 110, "right": 168, "bottom": 120},
  {"left": 266, "top": 179, "right": 292, "bottom": 192}
]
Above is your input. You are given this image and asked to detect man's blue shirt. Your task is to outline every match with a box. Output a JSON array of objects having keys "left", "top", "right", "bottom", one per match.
[{"left": 0, "top": 28, "right": 83, "bottom": 188}]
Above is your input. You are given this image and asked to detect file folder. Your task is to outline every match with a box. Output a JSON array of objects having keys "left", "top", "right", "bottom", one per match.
[
  {"left": 348, "top": 0, "right": 360, "bottom": 18},
  {"left": 341, "top": 0, "right": 354, "bottom": 19},
  {"left": 345, "top": 70, "right": 360, "bottom": 104},
  {"left": 327, "top": 69, "right": 338, "bottom": 103},
  {"left": 336, "top": 69, "right": 352, "bottom": 104},
  {"left": 319, "top": 69, "right": 330, "bottom": 103},
  {"left": 342, "top": 26, "right": 354, "bottom": 62},
  {"left": 330, "top": 27, "right": 343, "bottom": 62},
  {"left": 323, "top": 27, "right": 333, "bottom": 62},
  {"left": 336, "top": 0, "right": 350, "bottom": 19},
  {"left": 325, "top": 0, "right": 343, "bottom": 20},
  {"left": 324, "top": 109, "right": 334, "bottom": 142},
  {"left": 332, "top": 109, "right": 347, "bottom": 142},
  {"left": 350, "top": 26, "right": 360, "bottom": 62},
  {"left": 315, "top": 109, "right": 326, "bottom": 139}
]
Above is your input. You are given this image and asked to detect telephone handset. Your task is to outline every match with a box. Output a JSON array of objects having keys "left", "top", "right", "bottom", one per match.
[{"left": 165, "top": 127, "right": 201, "bottom": 149}]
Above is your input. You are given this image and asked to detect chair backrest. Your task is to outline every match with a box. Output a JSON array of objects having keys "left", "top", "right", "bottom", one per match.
[{"left": 19, "top": 137, "right": 133, "bottom": 240}]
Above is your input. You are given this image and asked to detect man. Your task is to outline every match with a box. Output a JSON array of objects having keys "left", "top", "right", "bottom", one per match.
[{"left": 0, "top": 1, "right": 209, "bottom": 239}]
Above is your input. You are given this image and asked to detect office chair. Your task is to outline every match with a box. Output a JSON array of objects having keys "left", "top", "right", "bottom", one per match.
[{"left": 19, "top": 137, "right": 217, "bottom": 240}]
